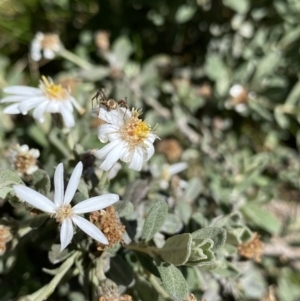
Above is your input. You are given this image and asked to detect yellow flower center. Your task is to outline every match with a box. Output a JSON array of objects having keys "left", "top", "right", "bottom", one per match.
[
  {"left": 55, "top": 204, "right": 74, "bottom": 223},
  {"left": 120, "top": 109, "right": 151, "bottom": 147},
  {"left": 41, "top": 76, "right": 68, "bottom": 101}
]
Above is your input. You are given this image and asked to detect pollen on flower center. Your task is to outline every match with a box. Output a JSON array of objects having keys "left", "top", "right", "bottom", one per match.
[
  {"left": 40, "top": 76, "right": 68, "bottom": 101},
  {"left": 120, "top": 110, "right": 151, "bottom": 147},
  {"left": 55, "top": 204, "right": 74, "bottom": 222}
]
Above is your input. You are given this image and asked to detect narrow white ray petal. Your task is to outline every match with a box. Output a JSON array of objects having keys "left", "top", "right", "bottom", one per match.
[
  {"left": 3, "top": 103, "right": 21, "bottom": 114},
  {"left": 60, "top": 218, "right": 74, "bottom": 251},
  {"left": 33, "top": 101, "right": 49, "bottom": 122},
  {"left": 147, "top": 133, "right": 157, "bottom": 143},
  {"left": 73, "top": 194, "right": 119, "bottom": 214},
  {"left": 54, "top": 163, "right": 64, "bottom": 206},
  {"left": 100, "top": 145, "right": 125, "bottom": 171},
  {"left": 0, "top": 96, "right": 30, "bottom": 103},
  {"left": 63, "top": 162, "right": 83, "bottom": 205},
  {"left": 128, "top": 149, "right": 144, "bottom": 171},
  {"left": 169, "top": 162, "right": 188, "bottom": 176},
  {"left": 94, "top": 139, "right": 121, "bottom": 159},
  {"left": 71, "top": 215, "right": 108, "bottom": 244},
  {"left": 46, "top": 101, "right": 60, "bottom": 113},
  {"left": 13, "top": 185, "right": 56, "bottom": 213},
  {"left": 144, "top": 142, "right": 155, "bottom": 160},
  {"left": 60, "top": 106, "right": 75, "bottom": 128},
  {"left": 43, "top": 48, "right": 56, "bottom": 60},
  {"left": 3, "top": 86, "right": 43, "bottom": 96},
  {"left": 70, "top": 97, "right": 84, "bottom": 114},
  {"left": 18, "top": 97, "right": 43, "bottom": 114},
  {"left": 97, "top": 124, "right": 119, "bottom": 142}
]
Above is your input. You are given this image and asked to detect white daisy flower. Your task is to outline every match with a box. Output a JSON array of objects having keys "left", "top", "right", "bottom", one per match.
[
  {"left": 1, "top": 76, "right": 85, "bottom": 128},
  {"left": 30, "top": 32, "right": 62, "bottom": 61},
  {"left": 13, "top": 162, "right": 119, "bottom": 251},
  {"left": 9, "top": 144, "right": 40, "bottom": 176},
  {"left": 93, "top": 107, "right": 158, "bottom": 171},
  {"left": 160, "top": 162, "right": 188, "bottom": 189}
]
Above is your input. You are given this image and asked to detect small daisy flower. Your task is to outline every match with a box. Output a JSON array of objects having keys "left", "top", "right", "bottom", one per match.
[
  {"left": 13, "top": 162, "right": 119, "bottom": 251},
  {"left": 9, "top": 144, "right": 40, "bottom": 176},
  {"left": 30, "top": 32, "right": 62, "bottom": 61},
  {"left": 93, "top": 107, "right": 158, "bottom": 171},
  {"left": 1, "top": 76, "right": 85, "bottom": 128}
]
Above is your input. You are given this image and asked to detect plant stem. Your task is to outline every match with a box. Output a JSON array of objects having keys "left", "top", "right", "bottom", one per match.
[{"left": 58, "top": 48, "right": 94, "bottom": 70}]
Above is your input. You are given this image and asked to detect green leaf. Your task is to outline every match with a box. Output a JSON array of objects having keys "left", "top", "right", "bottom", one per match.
[
  {"left": 253, "top": 52, "right": 281, "bottom": 82},
  {"left": 161, "top": 213, "right": 183, "bottom": 234},
  {"left": 48, "top": 244, "right": 70, "bottom": 264},
  {"left": 141, "top": 200, "right": 168, "bottom": 242},
  {"left": 184, "top": 178, "right": 202, "bottom": 203},
  {"left": 112, "top": 36, "right": 133, "bottom": 68},
  {"left": 28, "top": 124, "right": 49, "bottom": 147},
  {"left": 241, "top": 203, "right": 281, "bottom": 235},
  {"left": 186, "top": 238, "right": 215, "bottom": 266},
  {"left": 175, "top": 5, "right": 196, "bottom": 24},
  {"left": 204, "top": 54, "right": 227, "bottom": 81},
  {"left": 77, "top": 178, "right": 89, "bottom": 199},
  {"left": 157, "top": 262, "right": 188, "bottom": 301},
  {"left": 274, "top": 106, "right": 290, "bottom": 129},
  {"left": 159, "top": 233, "right": 192, "bottom": 266},
  {"left": 135, "top": 251, "right": 160, "bottom": 277},
  {"left": 29, "top": 214, "right": 49, "bottom": 229},
  {"left": 191, "top": 227, "right": 227, "bottom": 252},
  {"left": 32, "top": 169, "right": 51, "bottom": 196},
  {"left": 285, "top": 80, "right": 300, "bottom": 106},
  {"left": 114, "top": 200, "right": 134, "bottom": 217},
  {"left": 223, "top": 0, "right": 250, "bottom": 14},
  {"left": 0, "top": 169, "right": 24, "bottom": 199}
]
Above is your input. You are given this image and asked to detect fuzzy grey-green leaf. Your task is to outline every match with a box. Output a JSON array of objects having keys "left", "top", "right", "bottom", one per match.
[
  {"left": 159, "top": 233, "right": 192, "bottom": 266},
  {"left": 141, "top": 200, "right": 168, "bottom": 242},
  {"left": 157, "top": 263, "right": 188, "bottom": 301},
  {"left": 32, "top": 169, "right": 51, "bottom": 196},
  {"left": 0, "top": 169, "right": 24, "bottom": 199},
  {"left": 191, "top": 227, "right": 227, "bottom": 252}
]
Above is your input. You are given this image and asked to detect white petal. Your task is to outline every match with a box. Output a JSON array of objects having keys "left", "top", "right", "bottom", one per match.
[
  {"left": 3, "top": 86, "right": 42, "bottom": 96},
  {"left": 169, "top": 162, "right": 188, "bottom": 176},
  {"left": 71, "top": 215, "right": 108, "bottom": 244},
  {"left": 63, "top": 162, "right": 83, "bottom": 205},
  {"left": 19, "top": 145, "right": 29, "bottom": 152},
  {"left": 60, "top": 218, "right": 74, "bottom": 251},
  {"left": 229, "top": 84, "right": 244, "bottom": 98},
  {"left": 60, "top": 106, "right": 75, "bottom": 128},
  {"left": 43, "top": 48, "right": 56, "bottom": 59},
  {"left": 128, "top": 149, "right": 144, "bottom": 171},
  {"left": 3, "top": 103, "right": 21, "bottom": 114},
  {"left": 73, "top": 194, "right": 119, "bottom": 214},
  {"left": 97, "top": 124, "right": 119, "bottom": 142},
  {"left": 100, "top": 145, "right": 126, "bottom": 171},
  {"left": 54, "top": 163, "right": 64, "bottom": 206},
  {"left": 13, "top": 185, "right": 56, "bottom": 213},
  {"left": 94, "top": 139, "right": 121, "bottom": 160},
  {"left": 1, "top": 96, "right": 30, "bottom": 103},
  {"left": 144, "top": 142, "right": 155, "bottom": 160},
  {"left": 33, "top": 101, "right": 49, "bottom": 122},
  {"left": 18, "top": 97, "right": 43, "bottom": 114},
  {"left": 46, "top": 101, "right": 60, "bottom": 113}
]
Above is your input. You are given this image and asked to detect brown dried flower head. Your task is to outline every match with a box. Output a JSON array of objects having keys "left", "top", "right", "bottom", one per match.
[
  {"left": 0, "top": 225, "right": 12, "bottom": 255},
  {"left": 90, "top": 206, "right": 125, "bottom": 250},
  {"left": 156, "top": 138, "right": 183, "bottom": 162},
  {"left": 261, "top": 286, "right": 277, "bottom": 301},
  {"left": 99, "top": 295, "right": 132, "bottom": 301},
  {"left": 9, "top": 144, "right": 40, "bottom": 176},
  {"left": 238, "top": 232, "right": 263, "bottom": 262},
  {"left": 95, "top": 30, "right": 110, "bottom": 52}
]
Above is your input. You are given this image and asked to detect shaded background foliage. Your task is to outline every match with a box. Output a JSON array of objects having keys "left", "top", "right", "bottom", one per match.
[{"left": 1, "top": 0, "right": 300, "bottom": 301}]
